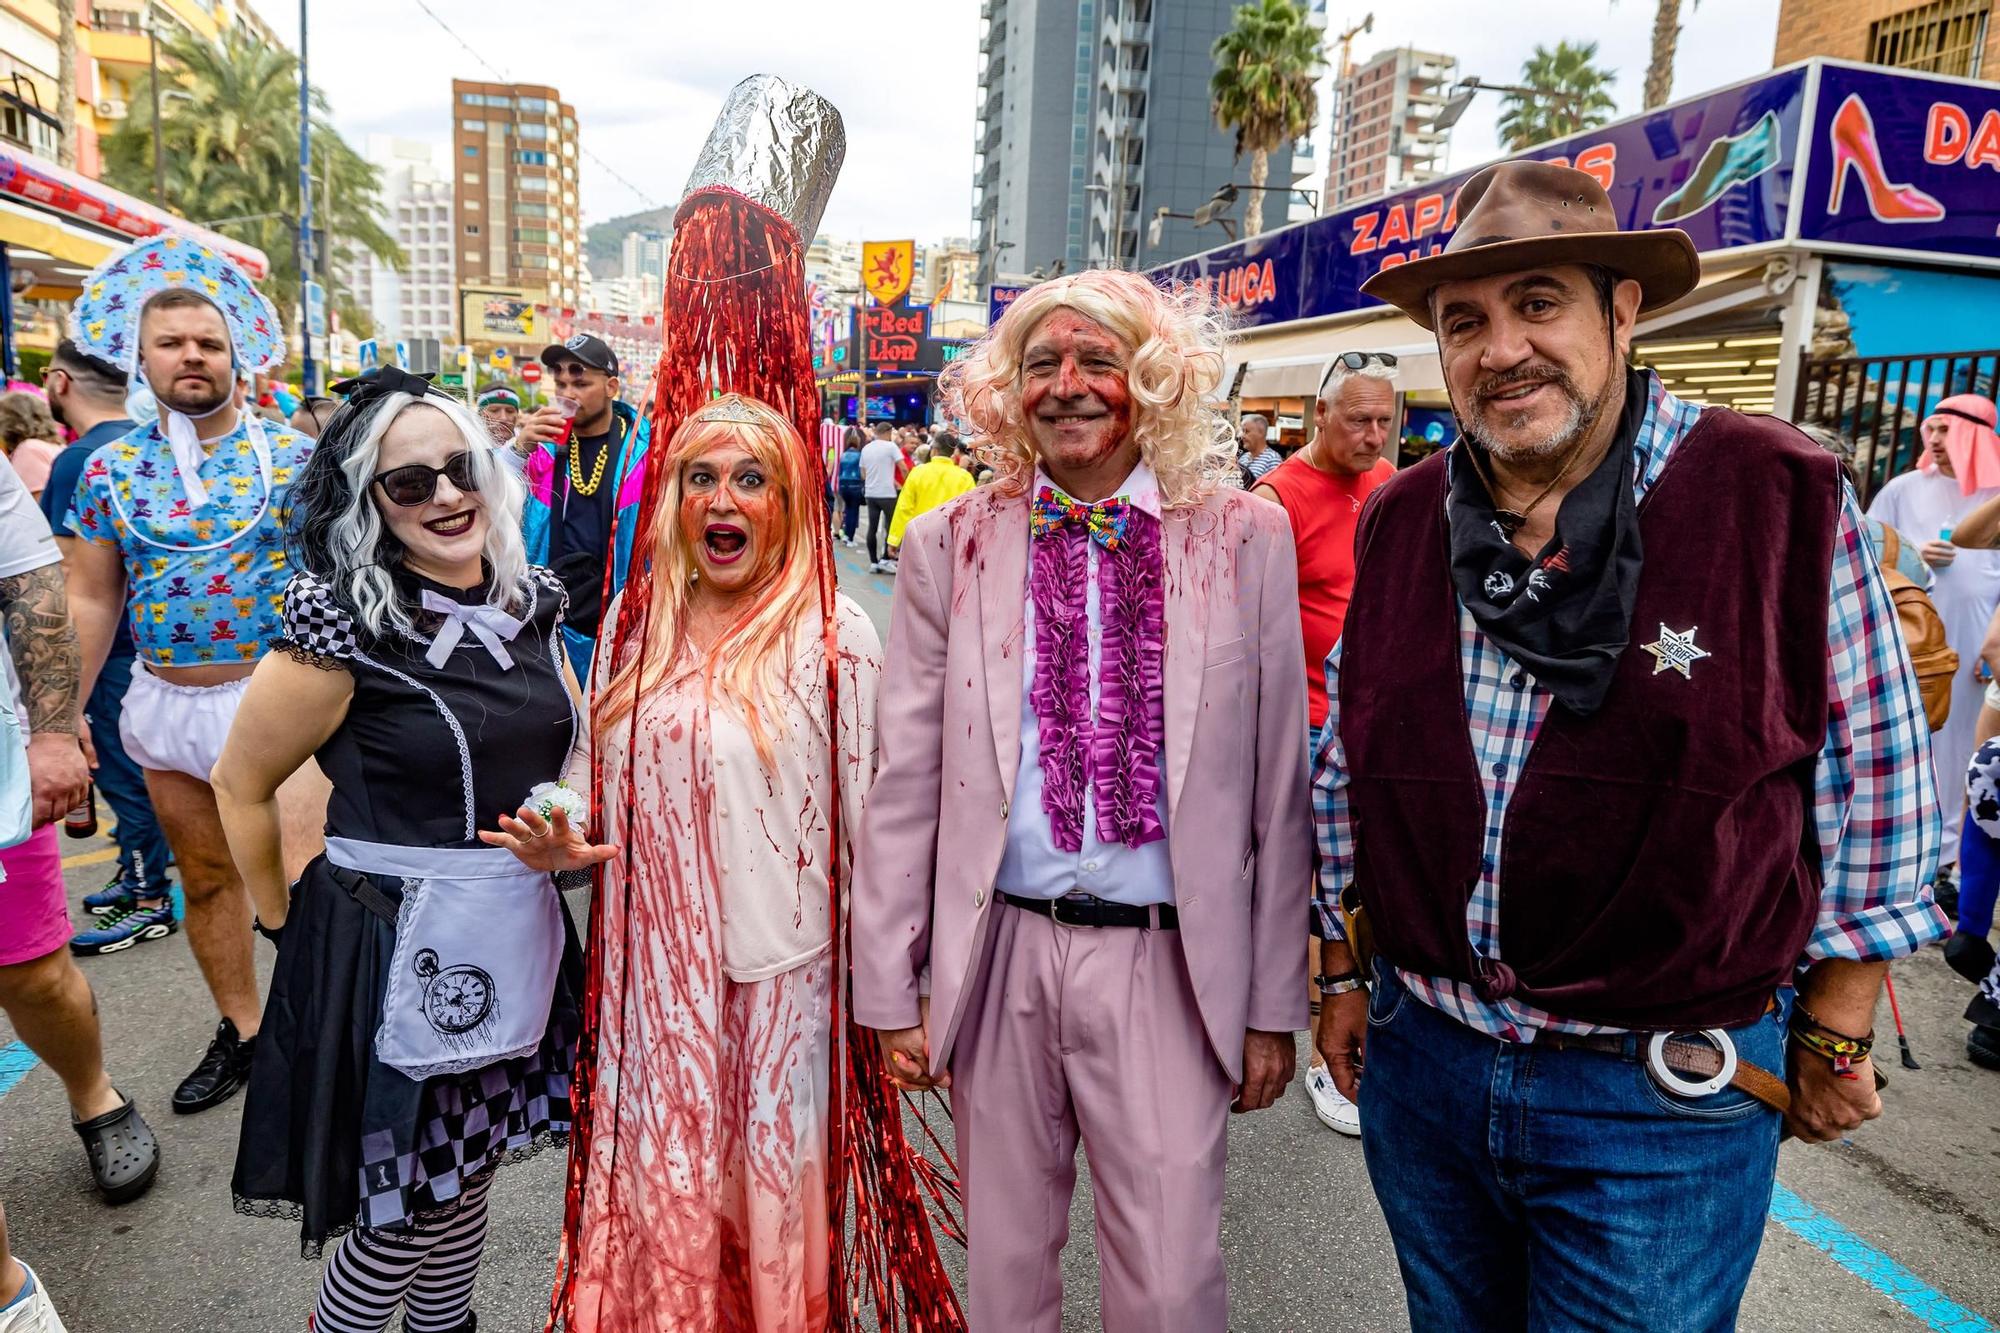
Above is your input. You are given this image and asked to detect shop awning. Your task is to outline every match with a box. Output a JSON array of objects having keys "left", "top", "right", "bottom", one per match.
[
  {"left": 0, "top": 147, "right": 269, "bottom": 278},
  {"left": 1235, "top": 340, "right": 1444, "bottom": 400}
]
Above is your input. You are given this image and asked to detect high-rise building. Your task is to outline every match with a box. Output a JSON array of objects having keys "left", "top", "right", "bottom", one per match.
[
  {"left": 804, "top": 233, "right": 862, "bottom": 294},
  {"left": 1775, "top": 0, "right": 1996, "bottom": 76},
  {"left": 917, "top": 237, "right": 981, "bottom": 303},
  {"left": 343, "top": 136, "right": 458, "bottom": 347},
  {"left": 619, "top": 227, "right": 667, "bottom": 282},
  {"left": 973, "top": 0, "right": 1321, "bottom": 281},
  {"left": 0, "top": 0, "right": 276, "bottom": 179},
  {"left": 1323, "top": 46, "right": 1457, "bottom": 213},
  {"left": 451, "top": 79, "right": 583, "bottom": 308}
]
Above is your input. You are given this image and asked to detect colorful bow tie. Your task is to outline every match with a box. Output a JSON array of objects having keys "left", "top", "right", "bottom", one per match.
[{"left": 1031, "top": 486, "right": 1131, "bottom": 551}]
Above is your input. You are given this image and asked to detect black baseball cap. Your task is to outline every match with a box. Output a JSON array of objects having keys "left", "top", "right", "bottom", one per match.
[{"left": 539, "top": 333, "right": 619, "bottom": 376}]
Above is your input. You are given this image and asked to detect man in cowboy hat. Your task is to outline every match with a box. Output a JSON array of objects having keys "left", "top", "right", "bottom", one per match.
[{"left": 1313, "top": 160, "right": 1948, "bottom": 1328}]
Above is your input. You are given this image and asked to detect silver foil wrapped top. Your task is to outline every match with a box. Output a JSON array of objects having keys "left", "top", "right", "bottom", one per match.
[{"left": 679, "top": 75, "right": 846, "bottom": 240}]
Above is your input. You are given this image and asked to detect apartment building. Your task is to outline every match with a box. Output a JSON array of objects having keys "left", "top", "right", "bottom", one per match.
[
  {"left": 343, "top": 136, "right": 458, "bottom": 347},
  {"left": 451, "top": 78, "right": 583, "bottom": 308},
  {"left": 1776, "top": 0, "right": 1994, "bottom": 75},
  {"left": 973, "top": 0, "right": 1322, "bottom": 280},
  {"left": 1323, "top": 46, "right": 1457, "bottom": 213}
]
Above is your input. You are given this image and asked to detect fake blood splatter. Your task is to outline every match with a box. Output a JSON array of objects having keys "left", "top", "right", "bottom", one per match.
[{"left": 554, "top": 187, "right": 963, "bottom": 1332}]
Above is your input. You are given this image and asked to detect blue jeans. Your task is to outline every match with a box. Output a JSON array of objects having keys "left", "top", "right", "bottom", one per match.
[
  {"left": 1360, "top": 968, "right": 1788, "bottom": 1332},
  {"left": 88, "top": 652, "right": 171, "bottom": 894},
  {"left": 840, "top": 491, "right": 862, "bottom": 540}
]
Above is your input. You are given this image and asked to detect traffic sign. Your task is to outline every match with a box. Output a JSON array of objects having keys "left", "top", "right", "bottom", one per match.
[
  {"left": 394, "top": 340, "right": 410, "bottom": 368},
  {"left": 305, "top": 282, "right": 327, "bottom": 339},
  {"left": 357, "top": 339, "right": 379, "bottom": 371},
  {"left": 454, "top": 346, "right": 472, "bottom": 368},
  {"left": 521, "top": 362, "right": 542, "bottom": 385},
  {"left": 488, "top": 348, "right": 513, "bottom": 371}
]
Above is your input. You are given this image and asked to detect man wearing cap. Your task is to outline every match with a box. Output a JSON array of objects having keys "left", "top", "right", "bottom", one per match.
[
  {"left": 474, "top": 379, "right": 522, "bottom": 446},
  {"left": 517, "top": 332, "right": 649, "bottom": 677},
  {"left": 1314, "top": 161, "right": 1947, "bottom": 1327}
]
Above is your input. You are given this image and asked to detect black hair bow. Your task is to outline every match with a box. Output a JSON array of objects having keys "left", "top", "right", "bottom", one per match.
[{"left": 328, "top": 365, "right": 449, "bottom": 405}]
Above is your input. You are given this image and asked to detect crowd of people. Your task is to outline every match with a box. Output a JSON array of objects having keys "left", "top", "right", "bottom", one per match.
[{"left": 0, "top": 140, "right": 1989, "bottom": 1333}]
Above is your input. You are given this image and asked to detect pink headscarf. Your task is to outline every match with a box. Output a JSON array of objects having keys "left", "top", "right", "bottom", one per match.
[{"left": 1920, "top": 393, "right": 2000, "bottom": 496}]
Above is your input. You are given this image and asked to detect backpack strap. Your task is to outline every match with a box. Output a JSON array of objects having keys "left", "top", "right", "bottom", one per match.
[{"left": 1879, "top": 521, "right": 1903, "bottom": 572}]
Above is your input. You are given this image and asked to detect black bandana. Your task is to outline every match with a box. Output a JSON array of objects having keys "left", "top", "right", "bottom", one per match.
[{"left": 1447, "top": 367, "right": 1649, "bottom": 717}]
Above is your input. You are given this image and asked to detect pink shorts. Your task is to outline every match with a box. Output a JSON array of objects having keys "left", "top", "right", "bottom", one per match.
[{"left": 0, "top": 825, "right": 69, "bottom": 967}]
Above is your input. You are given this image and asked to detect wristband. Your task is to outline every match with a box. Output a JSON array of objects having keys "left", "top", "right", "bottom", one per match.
[
  {"left": 253, "top": 916, "right": 285, "bottom": 948},
  {"left": 1314, "top": 970, "right": 1366, "bottom": 996},
  {"left": 1789, "top": 1004, "right": 1872, "bottom": 1074}
]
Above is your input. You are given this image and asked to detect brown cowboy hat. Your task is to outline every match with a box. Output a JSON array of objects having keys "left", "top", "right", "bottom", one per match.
[{"left": 1360, "top": 160, "right": 1700, "bottom": 331}]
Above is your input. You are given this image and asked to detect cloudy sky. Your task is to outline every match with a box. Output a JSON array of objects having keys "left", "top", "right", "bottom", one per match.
[{"left": 268, "top": 0, "right": 1784, "bottom": 240}]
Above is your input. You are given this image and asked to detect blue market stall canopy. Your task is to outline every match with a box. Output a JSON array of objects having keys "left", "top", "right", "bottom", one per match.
[{"left": 1149, "top": 59, "right": 2000, "bottom": 333}]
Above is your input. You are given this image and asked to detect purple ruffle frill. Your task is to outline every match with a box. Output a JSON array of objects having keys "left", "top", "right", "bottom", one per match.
[{"left": 1027, "top": 512, "right": 1167, "bottom": 853}]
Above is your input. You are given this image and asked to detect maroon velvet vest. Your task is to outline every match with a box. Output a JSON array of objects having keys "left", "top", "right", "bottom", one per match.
[{"left": 1339, "top": 411, "right": 1843, "bottom": 1030}]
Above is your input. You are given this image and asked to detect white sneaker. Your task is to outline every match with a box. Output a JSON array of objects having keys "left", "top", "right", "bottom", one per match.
[
  {"left": 881, "top": 558, "right": 898, "bottom": 576},
  {"left": 0, "top": 1262, "right": 70, "bottom": 1333},
  {"left": 1305, "top": 1062, "right": 1361, "bottom": 1137}
]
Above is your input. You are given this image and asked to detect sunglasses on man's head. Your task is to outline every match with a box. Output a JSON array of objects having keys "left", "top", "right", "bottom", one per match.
[
  {"left": 371, "top": 452, "right": 481, "bottom": 507},
  {"left": 1335, "top": 351, "right": 1397, "bottom": 370}
]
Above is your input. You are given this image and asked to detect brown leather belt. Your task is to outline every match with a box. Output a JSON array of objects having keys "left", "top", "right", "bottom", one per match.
[{"left": 1539, "top": 1029, "right": 1792, "bottom": 1116}]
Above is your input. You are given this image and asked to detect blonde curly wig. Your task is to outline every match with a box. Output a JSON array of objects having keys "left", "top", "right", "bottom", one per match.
[{"left": 941, "top": 269, "right": 1236, "bottom": 509}]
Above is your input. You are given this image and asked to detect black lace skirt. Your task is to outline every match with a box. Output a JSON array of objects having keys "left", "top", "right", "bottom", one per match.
[{"left": 231, "top": 854, "right": 584, "bottom": 1255}]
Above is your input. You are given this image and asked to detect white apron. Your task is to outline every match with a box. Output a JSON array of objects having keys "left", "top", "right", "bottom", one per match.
[{"left": 327, "top": 836, "right": 564, "bottom": 1082}]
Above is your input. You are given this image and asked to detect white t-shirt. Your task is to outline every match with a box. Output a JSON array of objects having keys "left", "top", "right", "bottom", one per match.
[
  {"left": 859, "top": 438, "right": 903, "bottom": 499},
  {"left": 0, "top": 452, "right": 62, "bottom": 727}
]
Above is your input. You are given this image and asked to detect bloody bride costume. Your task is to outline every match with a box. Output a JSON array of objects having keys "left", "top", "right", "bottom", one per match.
[{"left": 548, "top": 76, "right": 960, "bottom": 1333}]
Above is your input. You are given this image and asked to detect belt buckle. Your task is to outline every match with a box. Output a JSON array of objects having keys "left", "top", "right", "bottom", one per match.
[
  {"left": 1049, "top": 895, "right": 1083, "bottom": 928},
  {"left": 1645, "top": 1029, "right": 1737, "bottom": 1098}
]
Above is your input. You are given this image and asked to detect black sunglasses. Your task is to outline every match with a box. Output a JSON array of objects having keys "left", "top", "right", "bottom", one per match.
[
  {"left": 371, "top": 451, "right": 481, "bottom": 507},
  {"left": 1335, "top": 351, "right": 1397, "bottom": 370}
]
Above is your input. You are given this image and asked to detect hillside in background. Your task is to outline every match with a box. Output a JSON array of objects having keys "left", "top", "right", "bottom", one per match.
[{"left": 586, "top": 205, "right": 677, "bottom": 280}]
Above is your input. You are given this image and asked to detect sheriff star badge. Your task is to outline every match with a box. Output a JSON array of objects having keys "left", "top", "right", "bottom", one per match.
[{"left": 1641, "top": 624, "right": 1710, "bottom": 679}]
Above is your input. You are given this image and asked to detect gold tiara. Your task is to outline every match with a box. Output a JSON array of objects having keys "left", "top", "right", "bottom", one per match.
[{"left": 691, "top": 394, "right": 763, "bottom": 425}]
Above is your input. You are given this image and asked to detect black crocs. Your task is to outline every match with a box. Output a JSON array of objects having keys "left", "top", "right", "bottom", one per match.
[
  {"left": 405, "top": 1314, "right": 476, "bottom": 1333},
  {"left": 72, "top": 1092, "right": 161, "bottom": 1204}
]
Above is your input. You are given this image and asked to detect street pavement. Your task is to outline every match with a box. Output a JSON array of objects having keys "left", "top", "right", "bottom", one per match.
[{"left": 2, "top": 538, "right": 1996, "bottom": 1331}]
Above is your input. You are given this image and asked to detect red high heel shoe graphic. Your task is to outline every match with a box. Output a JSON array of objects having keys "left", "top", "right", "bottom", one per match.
[{"left": 1827, "top": 92, "right": 1945, "bottom": 223}]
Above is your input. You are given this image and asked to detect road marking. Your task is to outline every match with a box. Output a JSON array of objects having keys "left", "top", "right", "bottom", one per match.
[
  {"left": 1770, "top": 1183, "right": 1994, "bottom": 1332},
  {"left": 60, "top": 847, "right": 117, "bottom": 868},
  {"left": 0, "top": 1041, "right": 35, "bottom": 1098}
]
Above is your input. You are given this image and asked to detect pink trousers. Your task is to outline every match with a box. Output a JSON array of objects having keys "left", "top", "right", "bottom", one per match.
[{"left": 948, "top": 903, "right": 1233, "bottom": 1332}]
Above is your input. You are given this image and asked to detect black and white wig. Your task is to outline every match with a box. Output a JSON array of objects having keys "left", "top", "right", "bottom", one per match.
[{"left": 289, "top": 369, "right": 528, "bottom": 639}]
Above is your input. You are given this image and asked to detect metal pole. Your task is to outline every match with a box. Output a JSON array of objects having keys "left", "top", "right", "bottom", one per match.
[
  {"left": 296, "top": 0, "right": 315, "bottom": 395},
  {"left": 0, "top": 245, "right": 16, "bottom": 381},
  {"left": 149, "top": 5, "right": 164, "bottom": 205},
  {"left": 855, "top": 295, "right": 868, "bottom": 427}
]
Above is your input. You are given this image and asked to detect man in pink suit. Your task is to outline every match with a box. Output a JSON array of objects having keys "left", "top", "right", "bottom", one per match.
[{"left": 853, "top": 269, "right": 1313, "bottom": 1331}]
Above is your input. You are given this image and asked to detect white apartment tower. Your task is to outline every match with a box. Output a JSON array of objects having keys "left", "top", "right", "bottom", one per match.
[{"left": 349, "top": 136, "right": 459, "bottom": 346}]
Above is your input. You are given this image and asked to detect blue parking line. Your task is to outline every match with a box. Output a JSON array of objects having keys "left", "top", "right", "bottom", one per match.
[
  {"left": 1770, "top": 1183, "right": 1993, "bottom": 1332},
  {"left": 0, "top": 1040, "right": 35, "bottom": 1099}
]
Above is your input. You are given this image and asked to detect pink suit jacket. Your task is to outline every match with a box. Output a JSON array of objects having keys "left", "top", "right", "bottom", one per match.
[{"left": 852, "top": 481, "right": 1314, "bottom": 1082}]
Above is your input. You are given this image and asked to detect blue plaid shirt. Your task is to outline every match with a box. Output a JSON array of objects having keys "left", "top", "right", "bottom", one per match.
[{"left": 1311, "top": 373, "right": 1950, "bottom": 1041}]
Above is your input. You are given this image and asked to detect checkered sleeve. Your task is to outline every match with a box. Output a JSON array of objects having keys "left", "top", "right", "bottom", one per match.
[
  {"left": 1311, "top": 638, "right": 1351, "bottom": 941},
  {"left": 1809, "top": 485, "right": 1951, "bottom": 962},
  {"left": 279, "top": 572, "right": 360, "bottom": 665},
  {"left": 526, "top": 563, "right": 571, "bottom": 628}
]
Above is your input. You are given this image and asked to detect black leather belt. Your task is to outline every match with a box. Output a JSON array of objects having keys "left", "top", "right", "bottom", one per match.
[{"left": 999, "top": 891, "right": 1178, "bottom": 930}]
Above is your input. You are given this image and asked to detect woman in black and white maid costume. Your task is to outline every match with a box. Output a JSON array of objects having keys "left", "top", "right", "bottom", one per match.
[{"left": 212, "top": 366, "right": 614, "bottom": 1333}]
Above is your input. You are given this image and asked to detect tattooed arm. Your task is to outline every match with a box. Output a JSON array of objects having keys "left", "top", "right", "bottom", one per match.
[{"left": 0, "top": 562, "right": 89, "bottom": 824}]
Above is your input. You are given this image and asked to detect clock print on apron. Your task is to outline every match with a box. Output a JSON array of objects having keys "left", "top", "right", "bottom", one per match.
[{"left": 412, "top": 948, "right": 499, "bottom": 1049}]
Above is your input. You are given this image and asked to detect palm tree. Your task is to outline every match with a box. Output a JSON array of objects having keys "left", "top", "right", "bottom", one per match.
[
  {"left": 1210, "top": 0, "right": 1323, "bottom": 238},
  {"left": 1615, "top": 0, "right": 1698, "bottom": 109},
  {"left": 1497, "top": 41, "right": 1619, "bottom": 151},
  {"left": 100, "top": 27, "right": 400, "bottom": 335}
]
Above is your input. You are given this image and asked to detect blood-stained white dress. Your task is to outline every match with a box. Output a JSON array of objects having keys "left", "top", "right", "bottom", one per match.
[{"left": 555, "top": 596, "right": 881, "bottom": 1333}]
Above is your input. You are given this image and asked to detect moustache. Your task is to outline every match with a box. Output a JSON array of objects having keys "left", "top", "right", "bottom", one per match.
[{"left": 1473, "top": 365, "right": 1582, "bottom": 404}]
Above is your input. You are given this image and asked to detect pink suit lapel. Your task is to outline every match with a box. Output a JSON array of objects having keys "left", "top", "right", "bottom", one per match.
[
  {"left": 979, "top": 494, "right": 1031, "bottom": 804},
  {"left": 1159, "top": 504, "right": 1214, "bottom": 824}
]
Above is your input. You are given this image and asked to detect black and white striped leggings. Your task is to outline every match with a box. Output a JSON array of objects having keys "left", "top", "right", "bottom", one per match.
[{"left": 312, "top": 1168, "right": 494, "bottom": 1333}]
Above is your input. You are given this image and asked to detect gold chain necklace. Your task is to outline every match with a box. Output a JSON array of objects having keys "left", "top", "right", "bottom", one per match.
[{"left": 567, "top": 416, "right": 619, "bottom": 498}]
